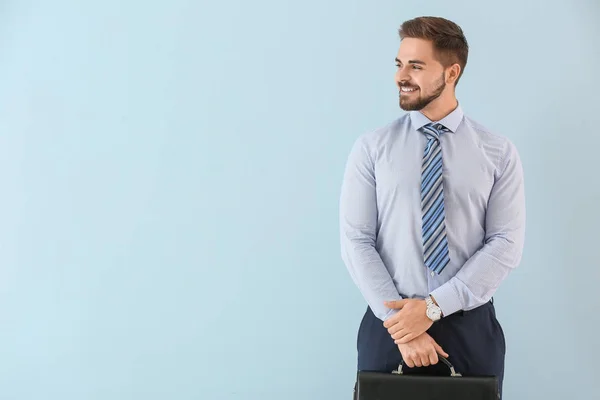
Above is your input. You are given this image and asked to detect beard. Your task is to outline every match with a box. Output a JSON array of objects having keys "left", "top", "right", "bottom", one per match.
[{"left": 399, "top": 73, "right": 446, "bottom": 111}]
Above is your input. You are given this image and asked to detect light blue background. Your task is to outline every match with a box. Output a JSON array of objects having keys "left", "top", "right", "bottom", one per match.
[{"left": 0, "top": 1, "right": 598, "bottom": 399}]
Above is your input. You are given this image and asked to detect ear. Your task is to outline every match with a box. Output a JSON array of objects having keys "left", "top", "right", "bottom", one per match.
[{"left": 446, "top": 63, "right": 461, "bottom": 85}]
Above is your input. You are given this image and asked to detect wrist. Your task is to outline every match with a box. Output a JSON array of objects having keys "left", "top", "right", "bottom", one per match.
[
  {"left": 425, "top": 295, "right": 443, "bottom": 321},
  {"left": 429, "top": 284, "right": 462, "bottom": 318},
  {"left": 429, "top": 295, "right": 442, "bottom": 316}
]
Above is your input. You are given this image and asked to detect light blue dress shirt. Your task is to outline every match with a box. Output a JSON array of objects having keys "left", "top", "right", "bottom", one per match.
[{"left": 339, "top": 105, "right": 526, "bottom": 321}]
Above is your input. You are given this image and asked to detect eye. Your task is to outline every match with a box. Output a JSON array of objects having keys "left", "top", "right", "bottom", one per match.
[{"left": 412, "top": 65, "right": 422, "bottom": 70}]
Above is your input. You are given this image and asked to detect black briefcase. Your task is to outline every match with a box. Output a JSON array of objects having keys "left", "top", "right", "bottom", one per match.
[{"left": 355, "top": 356, "right": 499, "bottom": 399}]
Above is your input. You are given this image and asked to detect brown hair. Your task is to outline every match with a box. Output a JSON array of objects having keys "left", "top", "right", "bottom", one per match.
[{"left": 399, "top": 16, "right": 469, "bottom": 85}]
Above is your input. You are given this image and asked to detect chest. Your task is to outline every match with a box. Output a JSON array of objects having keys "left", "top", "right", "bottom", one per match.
[{"left": 374, "top": 137, "right": 496, "bottom": 209}]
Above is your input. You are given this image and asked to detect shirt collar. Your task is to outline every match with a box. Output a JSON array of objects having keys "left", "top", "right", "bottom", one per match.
[{"left": 409, "top": 104, "right": 464, "bottom": 133}]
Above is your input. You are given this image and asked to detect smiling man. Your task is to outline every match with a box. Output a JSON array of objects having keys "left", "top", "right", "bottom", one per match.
[{"left": 339, "top": 16, "right": 525, "bottom": 399}]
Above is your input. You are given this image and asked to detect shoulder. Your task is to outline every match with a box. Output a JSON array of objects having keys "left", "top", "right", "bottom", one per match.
[
  {"left": 461, "top": 115, "right": 522, "bottom": 172},
  {"left": 462, "top": 115, "right": 509, "bottom": 144},
  {"left": 351, "top": 114, "right": 410, "bottom": 153}
]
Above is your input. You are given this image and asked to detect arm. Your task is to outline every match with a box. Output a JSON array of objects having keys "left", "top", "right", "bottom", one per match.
[
  {"left": 340, "top": 137, "right": 402, "bottom": 321},
  {"left": 430, "top": 140, "right": 526, "bottom": 317}
]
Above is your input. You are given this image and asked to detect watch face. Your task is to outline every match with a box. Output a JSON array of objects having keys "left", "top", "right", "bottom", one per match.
[{"left": 427, "top": 307, "right": 441, "bottom": 321}]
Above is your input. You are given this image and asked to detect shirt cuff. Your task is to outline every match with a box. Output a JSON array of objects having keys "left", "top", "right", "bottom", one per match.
[{"left": 430, "top": 282, "right": 462, "bottom": 317}]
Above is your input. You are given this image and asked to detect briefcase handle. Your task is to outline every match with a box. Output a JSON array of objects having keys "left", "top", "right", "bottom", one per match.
[{"left": 391, "top": 355, "right": 462, "bottom": 377}]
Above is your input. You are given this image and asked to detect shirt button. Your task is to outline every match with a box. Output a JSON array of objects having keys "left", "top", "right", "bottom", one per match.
[{"left": 431, "top": 271, "right": 435, "bottom": 277}]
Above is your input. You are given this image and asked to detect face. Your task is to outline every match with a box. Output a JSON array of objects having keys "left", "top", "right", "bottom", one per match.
[{"left": 394, "top": 38, "right": 452, "bottom": 111}]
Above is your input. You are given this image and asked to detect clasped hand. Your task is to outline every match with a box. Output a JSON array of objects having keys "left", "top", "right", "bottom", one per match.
[
  {"left": 383, "top": 299, "right": 433, "bottom": 344},
  {"left": 383, "top": 299, "right": 448, "bottom": 368}
]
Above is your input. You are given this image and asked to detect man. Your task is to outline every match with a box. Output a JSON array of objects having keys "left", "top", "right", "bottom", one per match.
[{"left": 339, "top": 16, "right": 525, "bottom": 398}]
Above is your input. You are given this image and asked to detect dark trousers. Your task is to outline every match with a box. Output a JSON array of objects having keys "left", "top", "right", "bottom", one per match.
[{"left": 354, "top": 300, "right": 506, "bottom": 398}]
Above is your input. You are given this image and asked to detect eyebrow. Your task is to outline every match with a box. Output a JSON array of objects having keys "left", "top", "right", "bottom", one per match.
[{"left": 395, "top": 58, "right": 426, "bottom": 65}]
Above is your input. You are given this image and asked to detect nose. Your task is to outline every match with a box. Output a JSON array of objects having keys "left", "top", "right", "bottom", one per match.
[{"left": 395, "top": 67, "right": 410, "bottom": 86}]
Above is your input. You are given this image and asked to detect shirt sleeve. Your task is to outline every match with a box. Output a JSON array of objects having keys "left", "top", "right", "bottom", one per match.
[
  {"left": 339, "top": 136, "right": 403, "bottom": 321},
  {"left": 430, "top": 139, "right": 526, "bottom": 317}
]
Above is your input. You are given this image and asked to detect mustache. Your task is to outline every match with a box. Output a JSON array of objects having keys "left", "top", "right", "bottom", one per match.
[{"left": 399, "top": 83, "right": 419, "bottom": 89}]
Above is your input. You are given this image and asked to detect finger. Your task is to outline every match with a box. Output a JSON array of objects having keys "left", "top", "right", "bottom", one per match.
[
  {"left": 433, "top": 341, "right": 449, "bottom": 358},
  {"left": 384, "top": 299, "right": 408, "bottom": 310},
  {"left": 383, "top": 314, "right": 400, "bottom": 329},
  {"left": 420, "top": 354, "right": 430, "bottom": 367},
  {"left": 395, "top": 332, "right": 417, "bottom": 344},
  {"left": 413, "top": 357, "right": 422, "bottom": 368},
  {"left": 391, "top": 328, "right": 407, "bottom": 340},
  {"left": 429, "top": 349, "right": 439, "bottom": 365},
  {"left": 404, "top": 357, "right": 415, "bottom": 368},
  {"left": 387, "top": 322, "right": 404, "bottom": 335},
  {"left": 394, "top": 335, "right": 410, "bottom": 345}
]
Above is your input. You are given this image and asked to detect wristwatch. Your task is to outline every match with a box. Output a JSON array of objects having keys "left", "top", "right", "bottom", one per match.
[{"left": 426, "top": 296, "right": 442, "bottom": 321}]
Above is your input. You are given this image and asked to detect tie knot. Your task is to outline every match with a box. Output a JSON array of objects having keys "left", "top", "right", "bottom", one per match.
[{"left": 421, "top": 123, "right": 450, "bottom": 140}]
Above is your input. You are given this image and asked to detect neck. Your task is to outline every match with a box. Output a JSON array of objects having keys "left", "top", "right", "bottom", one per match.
[{"left": 420, "top": 93, "right": 459, "bottom": 122}]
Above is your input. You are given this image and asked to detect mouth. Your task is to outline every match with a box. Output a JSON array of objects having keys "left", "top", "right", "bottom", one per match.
[{"left": 400, "top": 86, "right": 419, "bottom": 94}]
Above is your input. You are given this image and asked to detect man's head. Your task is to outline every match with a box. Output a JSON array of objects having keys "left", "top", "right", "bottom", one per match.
[{"left": 395, "top": 16, "right": 469, "bottom": 112}]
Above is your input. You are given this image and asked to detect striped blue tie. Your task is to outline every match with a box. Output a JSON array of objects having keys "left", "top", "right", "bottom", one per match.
[{"left": 420, "top": 123, "right": 451, "bottom": 274}]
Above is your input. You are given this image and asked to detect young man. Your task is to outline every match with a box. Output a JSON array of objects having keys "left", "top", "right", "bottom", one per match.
[{"left": 339, "top": 16, "right": 525, "bottom": 398}]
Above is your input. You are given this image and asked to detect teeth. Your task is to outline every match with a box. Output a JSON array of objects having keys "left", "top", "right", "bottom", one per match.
[{"left": 401, "top": 87, "right": 417, "bottom": 92}]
